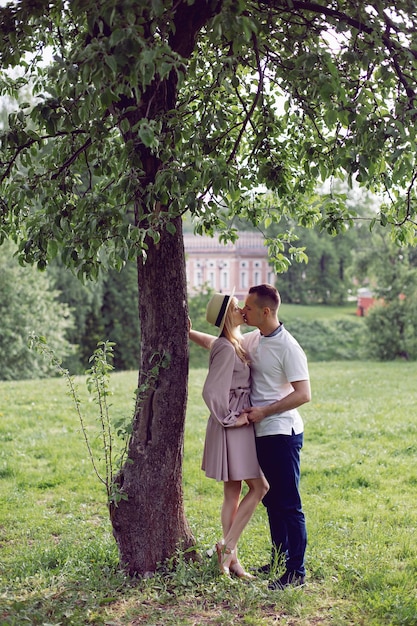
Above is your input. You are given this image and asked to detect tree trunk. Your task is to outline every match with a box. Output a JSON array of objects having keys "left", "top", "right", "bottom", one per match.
[
  {"left": 109, "top": 0, "right": 224, "bottom": 577},
  {"left": 110, "top": 216, "right": 194, "bottom": 576}
]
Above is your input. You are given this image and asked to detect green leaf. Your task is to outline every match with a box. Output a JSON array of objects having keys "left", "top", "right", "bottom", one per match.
[
  {"left": 166, "top": 221, "right": 176, "bottom": 235},
  {"left": 104, "top": 55, "right": 118, "bottom": 75},
  {"left": 138, "top": 125, "right": 155, "bottom": 148},
  {"left": 47, "top": 239, "right": 58, "bottom": 258},
  {"left": 151, "top": 0, "right": 164, "bottom": 17}
]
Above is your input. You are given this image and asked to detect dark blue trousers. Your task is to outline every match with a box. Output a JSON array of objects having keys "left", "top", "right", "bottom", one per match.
[{"left": 255, "top": 432, "right": 307, "bottom": 576}]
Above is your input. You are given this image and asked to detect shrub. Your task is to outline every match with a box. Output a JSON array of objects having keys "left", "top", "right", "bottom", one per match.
[{"left": 286, "top": 317, "right": 367, "bottom": 361}]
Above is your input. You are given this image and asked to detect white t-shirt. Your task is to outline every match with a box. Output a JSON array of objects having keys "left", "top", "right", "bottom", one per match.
[{"left": 243, "top": 325, "right": 309, "bottom": 437}]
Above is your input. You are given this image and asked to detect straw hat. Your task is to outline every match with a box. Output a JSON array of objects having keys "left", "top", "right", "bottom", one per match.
[{"left": 205, "top": 288, "right": 235, "bottom": 335}]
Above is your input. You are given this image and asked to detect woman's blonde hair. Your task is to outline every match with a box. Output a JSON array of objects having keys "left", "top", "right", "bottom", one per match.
[{"left": 221, "top": 297, "right": 249, "bottom": 364}]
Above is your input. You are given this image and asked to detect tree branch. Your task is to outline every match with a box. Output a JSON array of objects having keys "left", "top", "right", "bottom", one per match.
[
  {"left": 51, "top": 137, "right": 92, "bottom": 180},
  {"left": 0, "top": 129, "right": 90, "bottom": 184},
  {"left": 227, "top": 33, "right": 264, "bottom": 165},
  {"left": 265, "top": 0, "right": 417, "bottom": 109}
]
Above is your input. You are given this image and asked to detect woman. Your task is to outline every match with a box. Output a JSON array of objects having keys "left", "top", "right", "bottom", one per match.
[{"left": 190, "top": 290, "right": 269, "bottom": 578}]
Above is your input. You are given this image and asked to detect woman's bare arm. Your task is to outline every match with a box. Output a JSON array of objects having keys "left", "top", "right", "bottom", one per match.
[{"left": 189, "top": 328, "right": 215, "bottom": 350}]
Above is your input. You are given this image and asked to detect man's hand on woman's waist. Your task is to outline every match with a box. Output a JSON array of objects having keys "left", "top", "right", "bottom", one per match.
[{"left": 243, "top": 380, "right": 311, "bottom": 424}]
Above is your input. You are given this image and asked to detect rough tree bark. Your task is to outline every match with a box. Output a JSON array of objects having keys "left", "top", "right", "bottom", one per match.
[{"left": 110, "top": 217, "right": 193, "bottom": 576}]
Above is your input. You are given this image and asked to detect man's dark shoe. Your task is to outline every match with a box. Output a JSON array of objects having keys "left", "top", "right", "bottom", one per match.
[
  {"left": 250, "top": 563, "right": 271, "bottom": 575},
  {"left": 268, "top": 571, "right": 306, "bottom": 590}
]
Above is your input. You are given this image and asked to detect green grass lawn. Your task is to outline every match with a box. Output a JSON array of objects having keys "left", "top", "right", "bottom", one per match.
[{"left": 1, "top": 362, "right": 417, "bottom": 625}]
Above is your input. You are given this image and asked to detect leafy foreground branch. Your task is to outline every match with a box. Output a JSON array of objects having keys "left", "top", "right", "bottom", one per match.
[
  {"left": 29, "top": 334, "right": 131, "bottom": 506},
  {"left": 30, "top": 330, "right": 190, "bottom": 577}
]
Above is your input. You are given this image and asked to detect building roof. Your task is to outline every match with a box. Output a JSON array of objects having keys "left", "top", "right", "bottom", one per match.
[{"left": 183, "top": 231, "right": 267, "bottom": 255}]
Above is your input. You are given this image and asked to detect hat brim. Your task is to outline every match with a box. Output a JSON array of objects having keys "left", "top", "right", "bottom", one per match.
[{"left": 217, "top": 287, "right": 235, "bottom": 335}]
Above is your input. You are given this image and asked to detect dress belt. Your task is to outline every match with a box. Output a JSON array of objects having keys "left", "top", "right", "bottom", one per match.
[{"left": 230, "top": 387, "right": 250, "bottom": 397}]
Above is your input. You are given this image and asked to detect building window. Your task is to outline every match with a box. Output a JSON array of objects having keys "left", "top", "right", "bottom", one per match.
[
  {"left": 208, "top": 271, "right": 215, "bottom": 288},
  {"left": 221, "top": 270, "right": 229, "bottom": 291},
  {"left": 254, "top": 271, "right": 260, "bottom": 284},
  {"left": 241, "top": 271, "right": 248, "bottom": 289},
  {"left": 217, "top": 260, "right": 229, "bottom": 291}
]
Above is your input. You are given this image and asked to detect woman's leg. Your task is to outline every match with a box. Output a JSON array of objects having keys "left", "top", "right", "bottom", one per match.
[
  {"left": 216, "top": 481, "right": 242, "bottom": 574},
  {"left": 217, "top": 476, "right": 269, "bottom": 575},
  {"left": 221, "top": 480, "right": 242, "bottom": 537},
  {"left": 223, "top": 476, "right": 269, "bottom": 549}
]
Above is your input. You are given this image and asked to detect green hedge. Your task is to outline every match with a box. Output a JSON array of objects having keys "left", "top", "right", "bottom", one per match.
[
  {"left": 189, "top": 315, "right": 367, "bottom": 369},
  {"left": 286, "top": 317, "right": 367, "bottom": 362}
]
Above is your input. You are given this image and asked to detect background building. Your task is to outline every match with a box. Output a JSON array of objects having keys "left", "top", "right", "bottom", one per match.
[
  {"left": 184, "top": 231, "right": 275, "bottom": 300},
  {"left": 356, "top": 287, "right": 375, "bottom": 316}
]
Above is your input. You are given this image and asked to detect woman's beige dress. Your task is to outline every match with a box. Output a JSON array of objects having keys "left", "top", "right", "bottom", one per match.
[{"left": 201, "top": 337, "right": 263, "bottom": 482}]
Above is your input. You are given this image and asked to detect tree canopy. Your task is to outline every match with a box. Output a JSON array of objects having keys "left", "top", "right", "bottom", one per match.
[
  {"left": 1, "top": 0, "right": 417, "bottom": 575},
  {"left": 1, "top": 0, "right": 416, "bottom": 275}
]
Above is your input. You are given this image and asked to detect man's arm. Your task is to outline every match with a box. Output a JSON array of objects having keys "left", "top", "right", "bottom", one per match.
[{"left": 246, "top": 379, "right": 311, "bottom": 424}]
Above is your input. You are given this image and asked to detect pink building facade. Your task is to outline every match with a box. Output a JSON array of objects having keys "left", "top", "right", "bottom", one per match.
[{"left": 184, "top": 231, "right": 276, "bottom": 301}]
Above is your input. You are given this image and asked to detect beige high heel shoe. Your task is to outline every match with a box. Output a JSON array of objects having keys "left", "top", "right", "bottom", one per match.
[
  {"left": 215, "top": 540, "right": 235, "bottom": 576},
  {"left": 229, "top": 558, "right": 256, "bottom": 580}
]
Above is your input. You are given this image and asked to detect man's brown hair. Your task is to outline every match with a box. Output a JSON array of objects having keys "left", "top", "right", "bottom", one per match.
[{"left": 248, "top": 284, "right": 281, "bottom": 312}]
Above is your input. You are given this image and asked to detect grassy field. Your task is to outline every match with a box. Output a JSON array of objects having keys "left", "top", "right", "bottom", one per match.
[{"left": 1, "top": 361, "right": 417, "bottom": 625}]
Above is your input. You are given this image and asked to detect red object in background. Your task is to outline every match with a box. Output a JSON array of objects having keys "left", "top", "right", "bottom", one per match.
[{"left": 356, "top": 288, "right": 375, "bottom": 317}]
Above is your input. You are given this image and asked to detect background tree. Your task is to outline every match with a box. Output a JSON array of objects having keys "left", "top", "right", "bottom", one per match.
[
  {"left": 187, "top": 284, "right": 215, "bottom": 368},
  {"left": 266, "top": 184, "right": 381, "bottom": 304},
  {"left": 47, "top": 258, "right": 105, "bottom": 372},
  {"left": 1, "top": 1, "right": 417, "bottom": 575},
  {"left": 351, "top": 230, "right": 417, "bottom": 360},
  {"left": 48, "top": 259, "right": 140, "bottom": 372},
  {"left": 0, "top": 242, "right": 74, "bottom": 380},
  {"left": 101, "top": 263, "right": 140, "bottom": 370},
  {"left": 266, "top": 218, "right": 355, "bottom": 304}
]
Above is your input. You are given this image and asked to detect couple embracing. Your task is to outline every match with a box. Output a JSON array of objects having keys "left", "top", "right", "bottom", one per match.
[{"left": 189, "top": 284, "right": 311, "bottom": 590}]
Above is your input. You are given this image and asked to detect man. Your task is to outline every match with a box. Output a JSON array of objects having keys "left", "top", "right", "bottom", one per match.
[
  {"left": 241, "top": 284, "right": 311, "bottom": 590},
  {"left": 189, "top": 283, "right": 311, "bottom": 590}
]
